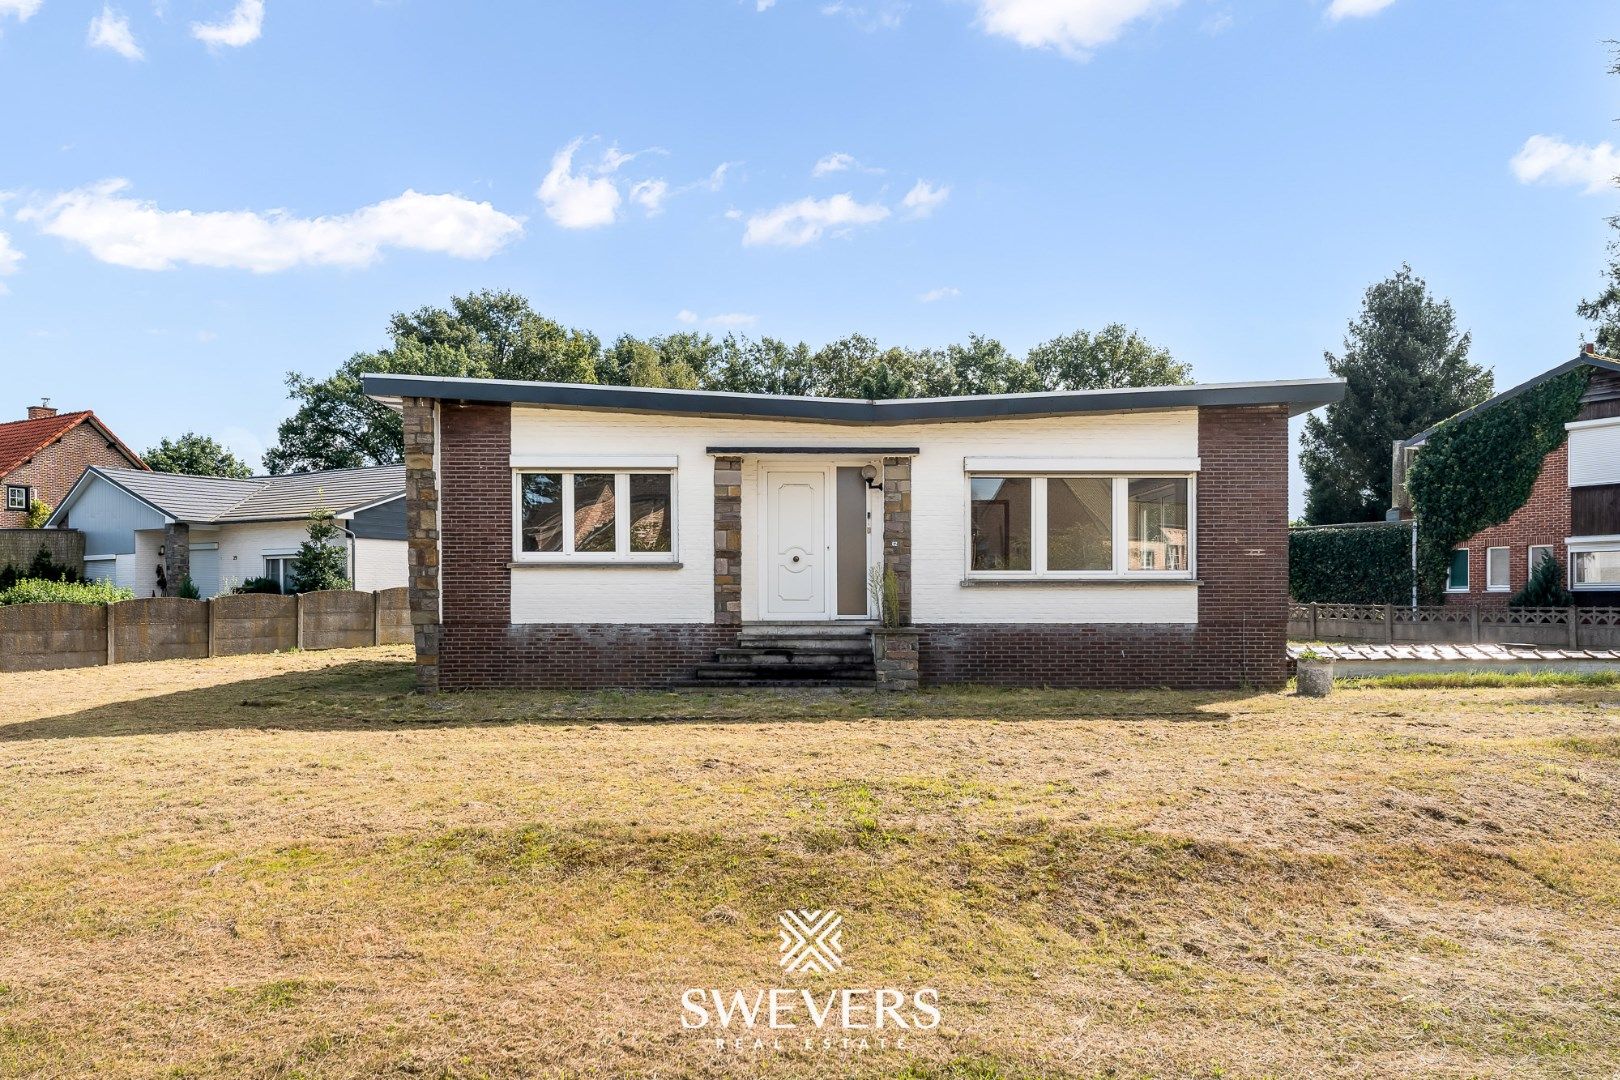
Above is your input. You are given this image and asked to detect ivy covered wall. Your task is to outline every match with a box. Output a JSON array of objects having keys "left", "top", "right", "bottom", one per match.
[{"left": 1406, "top": 367, "right": 1590, "bottom": 603}]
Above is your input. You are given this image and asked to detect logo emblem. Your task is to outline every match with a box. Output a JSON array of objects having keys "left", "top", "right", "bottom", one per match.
[{"left": 777, "top": 909, "right": 844, "bottom": 974}]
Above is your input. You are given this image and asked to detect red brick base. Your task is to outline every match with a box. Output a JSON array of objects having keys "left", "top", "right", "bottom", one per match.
[{"left": 434, "top": 620, "right": 1285, "bottom": 690}]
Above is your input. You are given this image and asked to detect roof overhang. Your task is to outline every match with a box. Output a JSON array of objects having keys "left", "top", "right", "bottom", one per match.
[{"left": 363, "top": 373, "right": 1345, "bottom": 423}]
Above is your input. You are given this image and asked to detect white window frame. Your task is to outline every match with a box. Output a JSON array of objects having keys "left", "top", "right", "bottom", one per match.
[
  {"left": 1446, "top": 548, "right": 1470, "bottom": 593},
  {"left": 963, "top": 473, "right": 1196, "bottom": 581},
  {"left": 1528, "top": 544, "right": 1554, "bottom": 573},
  {"left": 1485, "top": 546, "right": 1510, "bottom": 592},
  {"left": 1566, "top": 535, "right": 1620, "bottom": 591},
  {"left": 5, "top": 485, "right": 27, "bottom": 511},
  {"left": 511, "top": 468, "right": 678, "bottom": 564},
  {"left": 263, "top": 555, "right": 297, "bottom": 592}
]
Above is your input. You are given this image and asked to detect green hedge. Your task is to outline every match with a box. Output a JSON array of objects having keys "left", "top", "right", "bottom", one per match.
[
  {"left": 0, "top": 579, "right": 134, "bottom": 606},
  {"left": 1289, "top": 523, "right": 1414, "bottom": 604}
]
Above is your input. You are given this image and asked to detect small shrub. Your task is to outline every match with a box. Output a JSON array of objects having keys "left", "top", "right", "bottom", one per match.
[
  {"left": 24, "top": 499, "right": 51, "bottom": 529},
  {"left": 291, "top": 507, "right": 351, "bottom": 593},
  {"left": 175, "top": 575, "right": 201, "bottom": 600},
  {"left": 868, "top": 565, "right": 903, "bottom": 628},
  {"left": 25, "top": 544, "right": 81, "bottom": 585},
  {"left": 1510, "top": 551, "right": 1574, "bottom": 608},
  {"left": 236, "top": 576, "right": 282, "bottom": 595},
  {"left": 0, "top": 578, "right": 133, "bottom": 606}
]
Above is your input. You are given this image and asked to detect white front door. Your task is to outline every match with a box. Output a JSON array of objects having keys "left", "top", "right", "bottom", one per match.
[{"left": 763, "top": 468, "right": 829, "bottom": 620}]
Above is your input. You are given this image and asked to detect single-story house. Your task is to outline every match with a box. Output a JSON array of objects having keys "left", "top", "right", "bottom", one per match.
[
  {"left": 46, "top": 465, "right": 407, "bottom": 597},
  {"left": 1392, "top": 348, "right": 1620, "bottom": 607},
  {"left": 0, "top": 402, "right": 145, "bottom": 527},
  {"left": 363, "top": 372, "right": 1343, "bottom": 691}
]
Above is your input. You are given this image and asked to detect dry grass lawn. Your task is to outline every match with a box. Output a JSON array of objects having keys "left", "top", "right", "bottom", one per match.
[{"left": 1, "top": 647, "right": 1619, "bottom": 1079}]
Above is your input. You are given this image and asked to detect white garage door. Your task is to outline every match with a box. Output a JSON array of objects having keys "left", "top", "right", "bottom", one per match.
[{"left": 83, "top": 558, "right": 117, "bottom": 585}]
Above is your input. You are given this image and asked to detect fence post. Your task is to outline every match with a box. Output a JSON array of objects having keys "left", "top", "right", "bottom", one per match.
[
  {"left": 1382, "top": 603, "right": 1394, "bottom": 644},
  {"left": 1470, "top": 604, "right": 1480, "bottom": 645},
  {"left": 105, "top": 601, "right": 116, "bottom": 666},
  {"left": 296, "top": 592, "right": 306, "bottom": 650},
  {"left": 372, "top": 589, "right": 382, "bottom": 646},
  {"left": 1308, "top": 602, "right": 1318, "bottom": 640},
  {"left": 207, "top": 597, "right": 218, "bottom": 658},
  {"left": 1569, "top": 605, "right": 1581, "bottom": 650}
]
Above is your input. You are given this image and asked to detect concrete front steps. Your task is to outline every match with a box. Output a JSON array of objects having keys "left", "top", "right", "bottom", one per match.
[{"left": 681, "top": 623, "right": 878, "bottom": 688}]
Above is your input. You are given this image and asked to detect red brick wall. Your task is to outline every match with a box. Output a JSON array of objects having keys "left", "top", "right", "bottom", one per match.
[
  {"left": 921, "top": 405, "right": 1292, "bottom": 689},
  {"left": 0, "top": 422, "right": 142, "bottom": 528},
  {"left": 1444, "top": 443, "right": 1569, "bottom": 608}
]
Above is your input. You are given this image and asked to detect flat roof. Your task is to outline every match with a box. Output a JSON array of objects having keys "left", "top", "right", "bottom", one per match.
[{"left": 363, "top": 373, "right": 1345, "bottom": 423}]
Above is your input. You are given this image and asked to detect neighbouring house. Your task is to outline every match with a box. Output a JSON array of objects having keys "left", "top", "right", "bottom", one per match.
[
  {"left": 363, "top": 372, "right": 1343, "bottom": 691},
  {"left": 0, "top": 402, "right": 145, "bottom": 528},
  {"left": 45, "top": 465, "right": 407, "bottom": 597},
  {"left": 1392, "top": 349, "right": 1620, "bottom": 607}
]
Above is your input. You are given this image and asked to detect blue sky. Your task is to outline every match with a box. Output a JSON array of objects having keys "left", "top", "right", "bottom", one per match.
[{"left": 1, "top": 0, "right": 1617, "bottom": 516}]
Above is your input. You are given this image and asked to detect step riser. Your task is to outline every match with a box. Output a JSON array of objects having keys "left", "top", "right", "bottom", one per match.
[{"left": 697, "top": 628, "right": 877, "bottom": 686}]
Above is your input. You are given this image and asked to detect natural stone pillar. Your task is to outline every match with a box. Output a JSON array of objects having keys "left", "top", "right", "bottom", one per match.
[
  {"left": 882, "top": 456, "right": 912, "bottom": 625},
  {"left": 714, "top": 456, "right": 743, "bottom": 625},
  {"left": 402, "top": 396, "right": 441, "bottom": 693},
  {"left": 163, "top": 522, "right": 190, "bottom": 597},
  {"left": 872, "top": 627, "right": 920, "bottom": 690}
]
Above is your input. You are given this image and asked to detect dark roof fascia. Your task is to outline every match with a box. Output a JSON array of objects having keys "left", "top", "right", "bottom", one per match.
[
  {"left": 705, "top": 445, "right": 922, "bottom": 455},
  {"left": 1402, "top": 354, "right": 1620, "bottom": 448},
  {"left": 364, "top": 374, "right": 1345, "bottom": 423}
]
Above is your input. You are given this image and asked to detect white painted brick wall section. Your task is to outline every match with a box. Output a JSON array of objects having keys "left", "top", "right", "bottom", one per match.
[{"left": 509, "top": 405, "right": 1199, "bottom": 625}]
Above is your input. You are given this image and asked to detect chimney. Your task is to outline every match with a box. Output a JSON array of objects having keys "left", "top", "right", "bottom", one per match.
[{"left": 27, "top": 399, "right": 56, "bottom": 420}]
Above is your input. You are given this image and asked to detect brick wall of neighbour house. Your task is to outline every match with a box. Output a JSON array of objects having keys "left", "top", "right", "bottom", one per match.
[
  {"left": 1444, "top": 443, "right": 1570, "bottom": 609},
  {"left": 0, "top": 422, "right": 142, "bottom": 528},
  {"left": 918, "top": 405, "right": 1292, "bottom": 689}
]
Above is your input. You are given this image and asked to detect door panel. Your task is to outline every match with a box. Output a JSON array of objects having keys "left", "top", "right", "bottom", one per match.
[
  {"left": 764, "top": 470, "right": 827, "bottom": 619},
  {"left": 835, "top": 467, "right": 870, "bottom": 617},
  {"left": 190, "top": 547, "right": 221, "bottom": 599}
]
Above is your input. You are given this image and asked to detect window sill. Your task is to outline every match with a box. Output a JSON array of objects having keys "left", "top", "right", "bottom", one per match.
[
  {"left": 510, "top": 560, "right": 684, "bottom": 570},
  {"left": 959, "top": 577, "right": 1200, "bottom": 588}
]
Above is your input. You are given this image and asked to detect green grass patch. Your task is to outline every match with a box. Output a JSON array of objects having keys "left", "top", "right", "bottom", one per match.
[{"left": 1341, "top": 671, "right": 1620, "bottom": 690}]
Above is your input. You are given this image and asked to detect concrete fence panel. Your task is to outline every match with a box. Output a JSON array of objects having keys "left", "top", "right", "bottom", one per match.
[
  {"left": 299, "top": 590, "right": 376, "bottom": 651},
  {"left": 0, "top": 529, "right": 84, "bottom": 576},
  {"left": 111, "top": 597, "right": 210, "bottom": 663},
  {"left": 0, "top": 602, "right": 106, "bottom": 672},
  {"left": 376, "top": 587, "right": 411, "bottom": 645},
  {"left": 212, "top": 593, "right": 297, "bottom": 656}
]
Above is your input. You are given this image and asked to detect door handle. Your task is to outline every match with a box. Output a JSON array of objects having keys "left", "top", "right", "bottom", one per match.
[{"left": 791, "top": 555, "right": 801, "bottom": 563}]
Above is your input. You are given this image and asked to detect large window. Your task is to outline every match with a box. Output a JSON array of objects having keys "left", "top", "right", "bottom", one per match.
[
  {"left": 1571, "top": 544, "right": 1620, "bottom": 589},
  {"left": 967, "top": 474, "right": 1192, "bottom": 579},
  {"left": 516, "top": 470, "right": 674, "bottom": 560}
]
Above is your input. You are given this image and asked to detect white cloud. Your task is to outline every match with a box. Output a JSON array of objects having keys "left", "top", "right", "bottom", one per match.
[
  {"left": 88, "top": 6, "right": 143, "bottom": 60},
  {"left": 723, "top": 207, "right": 743, "bottom": 220},
  {"left": 901, "top": 179, "right": 950, "bottom": 218},
  {"left": 0, "top": 230, "right": 21, "bottom": 293},
  {"left": 190, "top": 0, "right": 262, "bottom": 47},
  {"left": 677, "top": 308, "right": 757, "bottom": 327},
  {"left": 18, "top": 179, "right": 524, "bottom": 272},
  {"left": 630, "top": 178, "right": 670, "bottom": 216},
  {"left": 537, "top": 139, "right": 622, "bottom": 228},
  {"left": 820, "top": 1, "right": 906, "bottom": 30},
  {"left": 1511, "top": 135, "right": 1620, "bottom": 196},
  {"left": 919, "top": 285, "right": 960, "bottom": 303},
  {"left": 1325, "top": 0, "right": 1397, "bottom": 19},
  {"left": 811, "top": 152, "right": 884, "bottom": 178},
  {"left": 976, "top": 0, "right": 1178, "bottom": 57},
  {"left": 742, "top": 193, "right": 890, "bottom": 247},
  {"left": 756, "top": 0, "right": 776, "bottom": 10},
  {"left": 0, "top": 0, "right": 42, "bottom": 21}
]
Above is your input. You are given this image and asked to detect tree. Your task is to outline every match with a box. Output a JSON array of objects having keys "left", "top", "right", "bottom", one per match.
[
  {"left": 1578, "top": 47, "right": 1620, "bottom": 354},
  {"left": 143, "top": 433, "right": 254, "bottom": 478},
  {"left": 264, "top": 290, "right": 603, "bottom": 474},
  {"left": 1300, "top": 265, "right": 1494, "bottom": 524},
  {"left": 1027, "top": 324, "right": 1192, "bottom": 390},
  {"left": 290, "top": 507, "right": 351, "bottom": 593}
]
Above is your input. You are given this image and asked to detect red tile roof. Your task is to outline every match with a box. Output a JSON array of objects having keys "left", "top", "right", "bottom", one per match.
[{"left": 0, "top": 411, "right": 146, "bottom": 478}]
